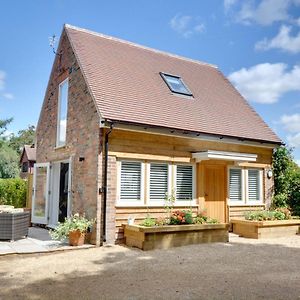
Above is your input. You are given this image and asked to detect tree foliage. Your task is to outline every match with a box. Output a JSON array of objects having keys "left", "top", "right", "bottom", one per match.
[
  {"left": 0, "top": 118, "right": 36, "bottom": 178},
  {"left": 272, "top": 146, "right": 300, "bottom": 214},
  {"left": 0, "top": 142, "right": 19, "bottom": 178},
  {"left": 9, "top": 125, "right": 36, "bottom": 154}
]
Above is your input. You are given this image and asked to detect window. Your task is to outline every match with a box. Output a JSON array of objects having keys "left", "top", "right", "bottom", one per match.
[
  {"left": 56, "top": 78, "right": 69, "bottom": 147},
  {"left": 117, "top": 160, "right": 195, "bottom": 205},
  {"left": 248, "top": 169, "right": 260, "bottom": 202},
  {"left": 229, "top": 169, "right": 242, "bottom": 202},
  {"left": 22, "top": 162, "right": 28, "bottom": 173},
  {"left": 229, "top": 168, "right": 263, "bottom": 205},
  {"left": 149, "top": 163, "right": 169, "bottom": 201},
  {"left": 160, "top": 73, "right": 192, "bottom": 96},
  {"left": 176, "top": 165, "right": 194, "bottom": 201},
  {"left": 120, "top": 161, "right": 143, "bottom": 202}
]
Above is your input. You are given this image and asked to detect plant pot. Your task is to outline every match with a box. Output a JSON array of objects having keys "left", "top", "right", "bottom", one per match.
[{"left": 68, "top": 229, "right": 85, "bottom": 246}]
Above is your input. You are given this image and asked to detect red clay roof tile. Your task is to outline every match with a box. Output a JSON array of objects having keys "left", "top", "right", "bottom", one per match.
[{"left": 65, "top": 25, "right": 281, "bottom": 144}]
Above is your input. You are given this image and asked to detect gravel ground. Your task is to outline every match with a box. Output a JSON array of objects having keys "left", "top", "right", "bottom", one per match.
[{"left": 1, "top": 234, "right": 300, "bottom": 300}]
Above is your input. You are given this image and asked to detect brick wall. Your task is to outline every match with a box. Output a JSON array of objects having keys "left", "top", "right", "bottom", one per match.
[{"left": 36, "top": 30, "right": 102, "bottom": 226}]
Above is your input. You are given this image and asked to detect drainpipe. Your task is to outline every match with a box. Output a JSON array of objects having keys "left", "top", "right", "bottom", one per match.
[{"left": 102, "top": 122, "right": 114, "bottom": 243}]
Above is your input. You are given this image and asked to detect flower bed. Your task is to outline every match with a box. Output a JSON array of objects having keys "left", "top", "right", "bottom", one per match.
[
  {"left": 231, "top": 219, "right": 300, "bottom": 239},
  {"left": 124, "top": 223, "right": 229, "bottom": 250},
  {"left": 231, "top": 209, "right": 300, "bottom": 239}
]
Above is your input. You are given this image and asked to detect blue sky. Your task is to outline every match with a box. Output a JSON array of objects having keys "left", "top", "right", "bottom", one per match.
[{"left": 0, "top": 0, "right": 300, "bottom": 163}]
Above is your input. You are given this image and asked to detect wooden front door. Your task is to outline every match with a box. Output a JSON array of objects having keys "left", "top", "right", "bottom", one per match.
[{"left": 204, "top": 164, "right": 226, "bottom": 223}]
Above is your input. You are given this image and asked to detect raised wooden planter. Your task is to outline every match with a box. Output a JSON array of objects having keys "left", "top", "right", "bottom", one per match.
[
  {"left": 231, "top": 219, "right": 300, "bottom": 239},
  {"left": 124, "top": 223, "right": 229, "bottom": 250}
]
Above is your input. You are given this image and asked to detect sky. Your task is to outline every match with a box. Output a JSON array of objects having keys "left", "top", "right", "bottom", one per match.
[{"left": 0, "top": 0, "right": 300, "bottom": 163}]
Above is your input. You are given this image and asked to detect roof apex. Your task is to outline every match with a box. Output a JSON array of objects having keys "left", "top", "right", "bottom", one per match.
[{"left": 64, "top": 24, "right": 218, "bottom": 69}]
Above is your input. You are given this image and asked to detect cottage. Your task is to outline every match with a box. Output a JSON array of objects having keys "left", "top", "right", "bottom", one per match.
[
  {"left": 20, "top": 145, "right": 36, "bottom": 179},
  {"left": 34, "top": 24, "right": 281, "bottom": 246}
]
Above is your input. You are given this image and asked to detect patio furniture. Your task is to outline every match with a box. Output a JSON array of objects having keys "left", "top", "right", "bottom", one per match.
[{"left": 0, "top": 211, "right": 30, "bottom": 241}]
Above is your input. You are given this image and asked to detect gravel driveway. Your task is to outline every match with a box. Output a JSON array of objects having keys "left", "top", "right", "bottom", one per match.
[{"left": 1, "top": 234, "right": 300, "bottom": 300}]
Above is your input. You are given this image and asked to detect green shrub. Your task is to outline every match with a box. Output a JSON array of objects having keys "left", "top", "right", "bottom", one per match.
[
  {"left": 244, "top": 209, "right": 290, "bottom": 221},
  {"left": 140, "top": 214, "right": 156, "bottom": 227},
  {"left": 0, "top": 178, "right": 27, "bottom": 208},
  {"left": 50, "top": 214, "right": 93, "bottom": 241}
]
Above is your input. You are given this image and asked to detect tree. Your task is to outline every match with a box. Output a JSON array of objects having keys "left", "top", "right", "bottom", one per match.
[
  {"left": 9, "top": 125, "right": 36, "bottom": 154},
  {"left": 0, "top": 118, "right": 19, "bottom": 178},
  {"left": 0, "top": 118, "right": 13, "bottom": 137},
  {"left": 272, "top": 146, "right": 300, "bottom": 213},
  {"left": 0, "top": 142, "right": 19, "bottom": 178}
]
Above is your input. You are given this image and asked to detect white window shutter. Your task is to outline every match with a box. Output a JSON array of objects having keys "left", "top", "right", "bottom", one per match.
[
  {"left": 120, "top": 162, "right": 141, "bottom": 201},
  {"left": 150, "top": 163, "right": 168, "bottom": 200},
  {"left": 176, "top": 165, "right": 193, "bottom": 200},
  {"left": 229, "top": 169, "right": 242, "bottom": 202},
  {"left": 248, "top": 169, "right": 260, "bottom": 201}
]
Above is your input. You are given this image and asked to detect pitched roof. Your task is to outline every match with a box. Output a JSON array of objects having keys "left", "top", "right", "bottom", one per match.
[
  {"left": 21, "top": 145, "right": 36, "bottom": 162},
  {"left": 65, "top": 24, "right": 281, "bottom": 144}
]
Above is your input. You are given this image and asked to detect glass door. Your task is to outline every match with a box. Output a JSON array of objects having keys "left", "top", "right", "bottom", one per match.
[{"left": 32, "top": 163, "right": 50, "bottom": 224}]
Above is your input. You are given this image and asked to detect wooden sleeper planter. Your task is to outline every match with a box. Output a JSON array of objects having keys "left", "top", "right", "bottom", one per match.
[
  {"left": 124, "top": 223, "right": 229, "bottom": 250},
  {"left": 231, "top": 219, "right": 300, "bottom": 239}
]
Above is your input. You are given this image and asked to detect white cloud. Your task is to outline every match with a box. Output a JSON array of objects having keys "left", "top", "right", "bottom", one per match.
[
  {"left": 256, "top": 25, "right": 300, "bottom": 53},
  {"left": 225, "top": 0, "right": 299, "bottom": 26},
  {"left": 169, "top": 14, "right": 205, "bottom": 38},
  {"left": 224, "top": 0, "right": 238, "bottom": 13},
  {"left": 228, "top": 63, "right": 300, "bottom": 104},
  {"left": 295, "top": 159, "right": 300, "bottom": 166},
  {"left": 3, "top": 93, "right": 14, "bottom": 100},
  {"left": 287, "top": 133, "right": 300, "bottom": 147},
  {"left": 278, "top": 113, "right": 300, "bottom": 150},
  {"left": 280, "top": 114, "right": 300, "bottom": 133},
  {"left": 0, "top": 70, "right": 5, "bottom": 90}
]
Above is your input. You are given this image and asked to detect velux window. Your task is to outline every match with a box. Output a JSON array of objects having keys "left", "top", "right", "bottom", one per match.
[
  {"left": 160, "top": 73, "right": 192, "bottom": 96},
  {"left": 229, "top": 168, "right": 263, "bottom": 204},
  {"left": 56, "top": 78, "right": 69, "bottom": 147}
]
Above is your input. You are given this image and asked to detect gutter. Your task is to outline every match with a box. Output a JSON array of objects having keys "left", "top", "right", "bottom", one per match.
[{"left": 102, "top": 122, "right": 114, "bottom": 243}]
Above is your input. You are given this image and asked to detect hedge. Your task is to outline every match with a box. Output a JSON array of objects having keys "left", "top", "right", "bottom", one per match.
[{"left": 0, "top": 178, "right": 27, "bottom": 208}]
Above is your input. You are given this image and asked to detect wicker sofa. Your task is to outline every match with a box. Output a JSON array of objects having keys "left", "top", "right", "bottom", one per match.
[{"left": 0, "top": 211, "right": 30, "bottom": 241}]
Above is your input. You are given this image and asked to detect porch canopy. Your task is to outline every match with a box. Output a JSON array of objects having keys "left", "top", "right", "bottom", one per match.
[{"left": 192, "top": 150, "right": 257, "bottom": 162}]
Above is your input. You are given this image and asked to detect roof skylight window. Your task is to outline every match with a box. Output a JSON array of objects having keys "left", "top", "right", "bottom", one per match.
[{"left": 160, "top": 72, "right": 193, "bottom": 96}]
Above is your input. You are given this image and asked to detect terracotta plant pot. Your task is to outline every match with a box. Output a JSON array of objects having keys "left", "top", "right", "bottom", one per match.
[{"left": 68, "top": 229, "right": 85, "bottom": 246}]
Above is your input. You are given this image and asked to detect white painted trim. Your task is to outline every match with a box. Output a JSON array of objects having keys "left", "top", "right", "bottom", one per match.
[
  {"left": 228, "top": 166, "right": 264, "bottom": 206},
  {"left": 56, "top": 78, "right": 69, "bottom": 148},
  {"left": 147, "top": 162, "right": 171, "bottom": 205},
  {"left": 174, "top": 163, "right": 197, "bottom": 206},
  {"left": 193, "top": 150, "right": 257, "bottom": 162},
  {"left": 116, "top": 160, "right": 145, "bottom": 205},
  {"left": 228, "top": 166, "right": 244, "bottom": 205},
  {"left": 32, "top": 163, "right": 50, "bottom": 224}
]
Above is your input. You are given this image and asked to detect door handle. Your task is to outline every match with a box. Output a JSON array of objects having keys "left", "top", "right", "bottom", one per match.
[{"left": 205, "top": 193, "right": 208, "bottom": 197}]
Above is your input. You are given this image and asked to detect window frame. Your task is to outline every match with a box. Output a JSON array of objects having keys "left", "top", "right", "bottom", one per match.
[
  {"left": 228, "top": 167, "right": 263, "bottom": 206},
  {"left": 160, "top": 72, "right": 193, "bottom": 96},
  {"left": 56, "top": 78, "right": 69, "bottom": 148},
  {"left": 146, "top": 162, "right": 172, "bottom": 205},
  {"left": 174, "top": 164, "right": 196, "bottom": 205},
  {"left": 116, "top": 160, "right": 145, "bottom": 206},
  {"left": 246, "top": 168, "right": 264, "bottom": 205},
  {"left": 116, "top": 160, "right": 196, "bottom": 207}
]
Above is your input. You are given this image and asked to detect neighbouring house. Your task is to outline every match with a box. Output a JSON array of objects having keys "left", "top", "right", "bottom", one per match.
[
  {"left": 20, "top": 145, "right": 36, "bottom": 179},
  {"left": 34, "top": 24, "right": 281, "bottom": 246}
]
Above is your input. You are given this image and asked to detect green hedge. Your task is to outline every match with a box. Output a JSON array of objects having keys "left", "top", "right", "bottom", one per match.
[{"left": 0, "top": 178, "right": 27, "bottom": 208}]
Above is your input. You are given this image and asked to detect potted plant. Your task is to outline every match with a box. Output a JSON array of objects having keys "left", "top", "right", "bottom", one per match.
[{"left": 50, "top": 214, "right": 93, "bottom": 246}]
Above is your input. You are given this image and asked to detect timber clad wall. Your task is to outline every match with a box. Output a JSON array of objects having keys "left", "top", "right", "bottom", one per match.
[
  {"left": 106, "top": 129, "right": 274, "bottom": 243},
  {"left": 36, "top": 32, "right": 101, "bottom": 221}
]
